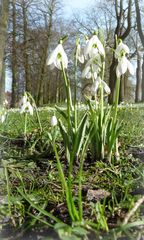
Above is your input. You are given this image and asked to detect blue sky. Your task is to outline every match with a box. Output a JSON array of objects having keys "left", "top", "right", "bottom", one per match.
[{"left": 63, "top": 0, "right": 95, "bottom": 16}]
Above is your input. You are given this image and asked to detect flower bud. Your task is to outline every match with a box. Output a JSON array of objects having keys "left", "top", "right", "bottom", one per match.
[{"left": 51, "top": 116, "right": 57, "bottom": 126}]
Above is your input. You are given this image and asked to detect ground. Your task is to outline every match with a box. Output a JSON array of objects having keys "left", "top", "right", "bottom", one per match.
[{"left": 0, "top": 104, "right": 144, "bottom": 240}]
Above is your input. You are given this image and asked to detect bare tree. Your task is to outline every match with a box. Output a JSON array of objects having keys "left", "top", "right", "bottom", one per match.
[
  {"left": 134, "top": 0, "right": 144, "bottom": 102},
  {"left": 108, "top": 0, "right": 132, "bottom": 104},
  {"left": 11, "top": 0, "right": 18, "bottom": 107},
  {"left": 0, "top": 0, "right": 9, "bottom": 105}
]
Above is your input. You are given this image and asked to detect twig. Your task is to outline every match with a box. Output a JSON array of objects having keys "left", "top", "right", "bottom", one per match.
[{"left": 123, "top": 196, "right": 144, "bottom": 225}]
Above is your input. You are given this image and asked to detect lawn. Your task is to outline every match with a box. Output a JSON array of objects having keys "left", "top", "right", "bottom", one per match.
[{"left": 0, "top": 104, "right": 144, "bottom": 240}]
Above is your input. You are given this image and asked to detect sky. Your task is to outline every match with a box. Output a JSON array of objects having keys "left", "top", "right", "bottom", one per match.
[{"left": 63, "top": 0, "right": 95, "bottom": 16}]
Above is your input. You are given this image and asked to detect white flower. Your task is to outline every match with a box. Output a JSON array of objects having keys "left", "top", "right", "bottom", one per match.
[
  {"left": 84, "top": 35, "right": 105, "bottom": 58},
  {"left": 1, "top": 112, "right": 6, "bottom": 123},
  {"left": 76, "top": 43, "right": 84, "bottom": 63},
  {"left": 92, "top": 77, "right": 111, "bottom": 95},
  {"left": 47, "top": 43, "right": 68, "bottom": 70},
  {"left": 51, "top": 116, "right": 57, "bottom": 126},
  {"left": 115, "top": 42, "right": 130, "bottom": 59},
  {"left": 3, "top": 99, "right": 8, "bottom": 106},
  {"left": 116, "top": 56, "right": 134, "bottom": 78},
  {"left": 20, "top": 95, "right": 27, "bottom": 105},
  {"left": 82, "top": 58, "right": 100, "bottom": 80},
  {"left": 20, "top": 95, "right": 33, "bottom": 115}
]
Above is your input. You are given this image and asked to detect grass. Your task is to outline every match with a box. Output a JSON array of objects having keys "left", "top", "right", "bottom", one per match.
[{"left": 0, "top": 103, "right": 144, "bottom": 239}]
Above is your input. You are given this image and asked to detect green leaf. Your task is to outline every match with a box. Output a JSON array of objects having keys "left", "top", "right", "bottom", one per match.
[
  {"left": 17, "top": 188, "right": 60, "bottom": 223},
  {"left": 56, "top": 106, "right": 67, "bottom": 120},
  {"left": 71, "top": 113, "right": 88, "bottom": 160}
]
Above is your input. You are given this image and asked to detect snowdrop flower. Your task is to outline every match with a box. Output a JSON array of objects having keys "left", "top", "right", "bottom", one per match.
[
  {"left": 91, "top": 77, "right": 111, "bottom": 95},
  {"left": 1, "top": 111, "right": 6, "bottom": 123},
  {"left": 3, "top": 99, "right": 8, "bottom": 107},
  {"left": 84, "top": 35, "right": 105, "bottom": 58},
  {"left": 47, "top": 43, "right": 68, "bottom": 70},
  {"left": 76, "top": 42, "right": 84, "bottom": 63},
  {"left": 116, "top": 56, "right": 134, "bottom": 78},
  {"left": 115, "top": 41, "right": 134, "bottom": 78},
  {"left": 82, "top": 58, "right": 100, "bottom": 80},
  {"left": 115, "top": 42, "right": 130, "bottom": 59},
  {"left": 51, "top": 116, "right": 57, "bottom": 126},
  {"left": 20, "top": 95, "right": 33, "bottom": 115}
]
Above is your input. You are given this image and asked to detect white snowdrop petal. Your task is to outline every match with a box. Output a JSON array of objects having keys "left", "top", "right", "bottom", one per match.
[
  {"left": 54, "top": 58, "right": 62, "bottom": 70},
  {"left": 82, "top": 66, "right": 90, "bottom": 78},
  {"left": 102, "top": 80, "right": 111, "bottom": 94},
  {"left": 84, "top": 39, "right": 92, "bottom": 57},
  {"left": 121, "top": 43, "right": 130, "bottom": 54},
  {"left": 115, "top": 42, "right": 130, "bottom": 58},
  {"left": 96, "top": 39, "right": 105, "bottom": 56},
  {"left": 127, "top": 59, "right": 134, "bottom": 75},
  {"left": 116, "top": 56, "right": 127, "bottom": 77},
  {"left": 86, "top": 72, "right": 92, "bottom": 79},
  {"left": 89, "top": 48, "right": 98, "bottom": 58},
  {"left": 20, "top": 104, "right": 26, "bottom": 114},
  {"left": 93, "top": 71, "right": 97, "bottom": 79},
  {"left": 27, "top": 103, "right": 33, "bottom": 115},
  {"left": 120, "top": 56, "right": 128, "bottom": 74},
  {"left": 116, "top": 65, "right": 121, "bottom": 78},
  {"left": 91, "top": 80, "right": 99, "bottom": 93},
  {"left": 1, "top": 114, "right": 6, "bottom": 123},
  {"left": 51, "top": 116, "right": 57, "bottom": 126},
  {"left": 47, "top": 47, "right": 58, "bottom": 65},
  {"left": 47, "top": 44, "right": 68, "bottom": 70},
  {"left": 79, "top": 54, "right": 85, "bottom": 64}
]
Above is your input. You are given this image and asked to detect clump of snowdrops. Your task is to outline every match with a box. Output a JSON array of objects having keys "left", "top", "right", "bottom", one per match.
[
  {"left": 46, "top": 33, "right": 134, "bottom": 223},
  {"left": 19, "top": 92, "right": 42, "bottom": 140},
  {"left": 11, "top": 33, "right": 134, "bottom": 229}
]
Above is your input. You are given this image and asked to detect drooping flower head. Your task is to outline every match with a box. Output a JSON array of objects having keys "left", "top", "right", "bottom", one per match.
[
  {"left": 50, "top": 115, "right": 58, "bottom": 127},
  {"left": 84, "top": 34, "right": 105, "bottom": 59},
  {"left": 115, "top": 41, "right": 130, "bottom": 59},
  {"left": 91, "top": 77, "right": 111, "bottom": 95},
  {"left": 83, "top": 77, "right": 111, "bottom": 99},
  {"left": 115, "top": 40, "right": 134, "bottom": 78},
  {"left": 47, "top": 40, "right": 68, "bottom": 70},
  {"left": 20, "top": 94, "right": 33, "bottom": 115},
  {"left": 0, "top": 110, "right": 7, "bottom": 123},
  {"left": 82, "top": 57, "right": 101, "bottom": 80},
  {"left": 75, "top": 38, "right": 84, "bottom": 64}
]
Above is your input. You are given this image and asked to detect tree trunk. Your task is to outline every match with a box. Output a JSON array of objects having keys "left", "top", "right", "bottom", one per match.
[
  {"left": 108, "top": 56, "right": 117, "bottom": 104},
  {"left": 22, "top": 1, "right": 31, "bottom": 93},
  {"left": 11, "top": 0, "right": 17, "bottom": 108},
  {"left": 0, "top": 63, "right": 6, "bottom": 105},
  {"left": 37, "top": 13, "right": 53, "bottom": 106},
  {"left": 135, "top": 51, "right": 142, "bottom": 102},
  {"left": 134, "top": 0, "right": 144, "bottom": 102},
  {"left": 142, "top": 54, "right": 144, "bottom": 101},
  {"left": 0, "top": 0, "right": 9, "bottom": 105},
  {"left": 108, "top": 0, "right": 132, "bottom": 104}
]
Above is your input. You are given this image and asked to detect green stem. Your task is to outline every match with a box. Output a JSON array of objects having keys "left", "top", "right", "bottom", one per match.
[
  {"left": 78, "top": 125, "right": 92, "bottom": 220},
  {"left": 4, "top": 166, "right": 11, "bottom": 216},
  {"left": 27, "top": 92, "right": 43, "bottom": 133},
  {"left": 114, "top": 77, "right": 120, "bottom": 123},
  {"left": 61, "top": 62, "right": 72, "bottom": 136},
  {"left": 35, "top": 106, "right": 43, "bottom": 134},
  {"left": 52, "top": 142, "right": 75, "bottom": 221},
  {"left": 108, "top": 77, "right": 120, "bottom": 162},
  {"left": 100, "top": 61, "right": 105, "bottom": 159},
  {"left": 24, "top": 112, "right": 27, "bottom": 140},
  {"left": 74, "top": 57, "right": 78, "bottom": 130}
]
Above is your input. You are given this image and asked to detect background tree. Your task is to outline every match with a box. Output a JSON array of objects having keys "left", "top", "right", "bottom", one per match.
[
  {"left": 0, "top": 0, "right": 9, "bottom": 105},
  {"left": 108, "top": 0, "right": 132, "bottom": 104},
  {"left": 134, "top": 0, "right": 144, "bottom": 102}
]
